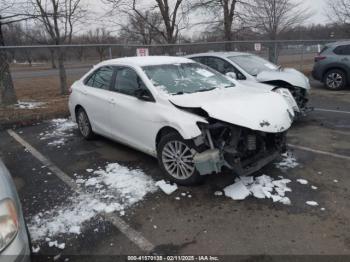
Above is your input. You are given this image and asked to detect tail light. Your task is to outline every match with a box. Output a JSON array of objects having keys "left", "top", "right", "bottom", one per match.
[
  {"left": 314, "top": 56, "right": 326, "bottom": 62},
  {"left": 68, "top": 87, "right": 73, "bottom": 94}
]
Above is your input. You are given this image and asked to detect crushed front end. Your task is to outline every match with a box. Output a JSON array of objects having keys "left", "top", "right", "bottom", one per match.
[
  {"left": 193, "top": 120, "right": 287, "bottom": 176},
  {"left": 288, "top": 86, "right": 312, "bottom": 116}
]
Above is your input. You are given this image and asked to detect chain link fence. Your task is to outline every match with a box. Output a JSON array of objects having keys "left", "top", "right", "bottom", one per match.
[{"left": 0, "top": 39, "right": 340, "bottom": 71}]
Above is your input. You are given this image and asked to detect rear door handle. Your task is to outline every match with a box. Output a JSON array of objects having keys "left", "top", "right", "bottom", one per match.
[{"left": 81, "top": 90, "right": 88, "bottom": 95}]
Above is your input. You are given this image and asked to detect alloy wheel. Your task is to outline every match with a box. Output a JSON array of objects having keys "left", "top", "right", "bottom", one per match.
[
  {"left": 326, "top": 73, "right": 343, "bottom": 89},
  {"left": 78, "top": 111, "right": 90, "bottom": 137},
  {"left": 161, "top": 140, "right": 196, "bottom": 180}
]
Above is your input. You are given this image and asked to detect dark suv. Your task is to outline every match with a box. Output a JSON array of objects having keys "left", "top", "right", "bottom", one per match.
[{"left": 312, "top": 41, "right": 350, "bottom": 90}]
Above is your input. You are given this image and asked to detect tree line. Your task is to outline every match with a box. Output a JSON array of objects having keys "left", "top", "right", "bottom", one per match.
[{"left": 1, "top": 0, "right": 350, "bottom": 105}]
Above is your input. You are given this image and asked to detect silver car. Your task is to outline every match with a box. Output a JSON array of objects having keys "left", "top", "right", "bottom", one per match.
[{"left": 0, "top": 159, "right": 31, "bottom": 262}]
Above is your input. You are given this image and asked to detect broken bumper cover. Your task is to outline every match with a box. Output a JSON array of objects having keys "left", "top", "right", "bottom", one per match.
[
  {"left": 230, "top": 151, "right": 279, "bottom": 176},
  {"left": 193, "top": 149, "right": 280, "bottom": 177}
]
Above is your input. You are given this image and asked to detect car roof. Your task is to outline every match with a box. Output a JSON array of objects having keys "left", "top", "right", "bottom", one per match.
[
  {"left": 99, "top": 56, "right": 193, "bottom": 67},
  {"left": 327, "top": 40, "right": 350, "bottom": 48},
  {"left": 187, "top": 51, "right": 251, "bottom": 58}
]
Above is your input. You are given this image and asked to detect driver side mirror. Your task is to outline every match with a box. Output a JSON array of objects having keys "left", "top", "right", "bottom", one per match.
[
  {"left": 225, "top": 72, "right": 237, "bottom": 80},
  {"left": 134, "top": 89, "right": 154, "bottom": 102}
]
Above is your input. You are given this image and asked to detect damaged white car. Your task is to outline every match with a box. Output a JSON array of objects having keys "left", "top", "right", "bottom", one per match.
[
  {"left": 69, "top": 56, "right": 294, "bottom": 185},
  {"left": 187, "top": 52, "right": 311, "bottom": 115}
]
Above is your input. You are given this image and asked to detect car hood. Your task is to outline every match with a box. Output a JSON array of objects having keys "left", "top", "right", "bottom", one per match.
[
  {"left": 169, "top": 87, "right": 293, "bottom": 133},
  {"left": 257, "top": 68, "right": 311, "bottom": 90}
]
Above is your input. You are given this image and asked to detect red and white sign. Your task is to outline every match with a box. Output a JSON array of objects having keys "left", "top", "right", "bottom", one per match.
[
  {"left": 136, "top": 48, "right": 149, "bottom": 56},
  {"left": 254, "top": 43, "right": 262, "bottom": 52}
]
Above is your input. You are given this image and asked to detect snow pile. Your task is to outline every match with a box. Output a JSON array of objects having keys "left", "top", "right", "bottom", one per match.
[
  {"left": 29, "top": 193, "right": 99, "bottom": 241},
  {"left": 28, "top": 163, "right": 157, "bottom": 247},
  {"left": 297, "top": 179, "right": 308, "bottom": 185},
  {"left": 155, "top": 180, "right": 178, "bottom": 195},
  {"left": 224, "top": 175, "right": 292, "bottom": 205},
  {"left": 82, "top": 163, "right": 158, "bottom": 206},
  {"left": 274, "top": 152, "right": 299, "bottom": 171},
  {"left": 39, "top": 118, "right": 77, "bottom": 146},
  {"left": 306, "top": 201, "right": 319, "bottom": 207},
  {"left": 16, "top": 100, "right": 46, "bottom": 109}
]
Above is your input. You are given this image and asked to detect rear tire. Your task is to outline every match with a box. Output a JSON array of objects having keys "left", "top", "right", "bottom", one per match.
[
  {"left": 157, "top": 132, "right": 204, "bottom": 186},
  {"left": 323, "top": 69, "right": 347, "bottom": 90},
  {"left": 76, "top": 108, "right": 95, "bottom": 140}
]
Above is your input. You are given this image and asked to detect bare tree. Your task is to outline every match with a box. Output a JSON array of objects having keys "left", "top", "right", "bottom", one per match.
[
  {"left": 106, "top": 0, "right": 190, "bottom": 44},
  {"left": 243, "top": 0, "right": 311, "bottom": 62},
  {"left": 193, "top": 0, "right": 240, "bottom": 43},
  {"left": 29, "top": 0, "right": 85, "bottom": 95},
  {"left": 0, "top": 0, "right": 34, "bottom": 105},
  {"left": 86, "top": 28, "right": 114, "bottom": 61},
  {"left": 327, "top": 0, "right": 350, "bottom": 32},
  {"left": 120, "top": 10, "right": 163, "bottom": 44}
]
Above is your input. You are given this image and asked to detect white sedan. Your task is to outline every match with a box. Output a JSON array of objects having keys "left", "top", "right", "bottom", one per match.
[{"left": 69, "top": 56, "right": 294, "bottom": 185}]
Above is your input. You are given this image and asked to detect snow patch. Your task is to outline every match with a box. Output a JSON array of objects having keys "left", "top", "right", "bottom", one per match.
[
  {"left": 28, "top": 163, "right": 157, "bottom": 247},
  {"left": 224, "top": 181, "right": 251, "bottom": 200},
  {"left": 16, "top": 101, "right": 46, "bottom": 109},
  {"left": 224, "top": 175, "right": 292, "bottom": 205},
  {"left": 39, "top": 118, "right": 77, "bottom": 147},
  {"left": 274, "top": 152, "right": 299, "bottom": 171},
  {"left": 155, "top": 180, "right": 178, "bottom": 195},
  {"left": 306, "top": 201, "right": 319, "bottom": 206},
  {"left": 297, "top": 179, "right": 308, "bottom": 185},
  {"left": 214, "top": 191, "right": 223, "bottom": 196}
]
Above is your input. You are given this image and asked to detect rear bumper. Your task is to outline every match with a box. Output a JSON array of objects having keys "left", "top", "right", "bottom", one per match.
[{"left": 311, "top": 66, "right": 323, "bottom": 81}]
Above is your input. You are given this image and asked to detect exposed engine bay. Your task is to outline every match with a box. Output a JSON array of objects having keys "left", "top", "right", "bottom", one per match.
[{"left": 192, "top": 119, "right": 287, "bottom": 177}]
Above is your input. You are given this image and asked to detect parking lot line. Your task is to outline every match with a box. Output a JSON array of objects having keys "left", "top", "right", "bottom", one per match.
[
  {"left": 314, "top": 108, "right": 350, "bottom": 115},
  {"left": 7, "top": 129, "right": 155, "bottom": 253},
  {"left": 288, "top": 144, "right": 350, "bottom": 161}
]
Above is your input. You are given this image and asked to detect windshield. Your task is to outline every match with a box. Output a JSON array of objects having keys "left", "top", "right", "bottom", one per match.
[
  {"left": 142, "top": 63, "right": 234, "bottom": 95},
  {"left": 228, "top": 55, "right": 278, "bottom": 76}
]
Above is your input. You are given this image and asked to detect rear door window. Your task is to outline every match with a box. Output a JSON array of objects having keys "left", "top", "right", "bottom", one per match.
[
  {"left": 85, "top": 67, "right": 114, "bottom": 90},
  {"left": 333, "top": 45, "right": 350, "bottom": 55}
]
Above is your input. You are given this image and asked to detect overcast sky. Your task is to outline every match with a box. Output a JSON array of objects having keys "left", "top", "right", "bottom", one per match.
[
  {"left": 303, "top": 0, "right": 329, "bottom": 24},
  {"left": 86, "top": 0, "right": 330, "bottom": 35}
]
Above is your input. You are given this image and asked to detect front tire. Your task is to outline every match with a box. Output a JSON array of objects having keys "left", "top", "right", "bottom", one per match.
[
  {"left": 324, "top": 69, "right": 347, "bottom": 90},
  {"left": 157, "top": 133, "right": 204, "bottom": 186},
  {"left": 76, "top": 108, "right": 95, "bottom": 140}
]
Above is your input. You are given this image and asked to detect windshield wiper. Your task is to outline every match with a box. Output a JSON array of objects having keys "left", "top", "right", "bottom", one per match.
[
  {"left": 173, "top": 91, "right": 190, "bottom": 95},
  {"left": 194, "top": 87, "right": 217, "bottom": 93}
]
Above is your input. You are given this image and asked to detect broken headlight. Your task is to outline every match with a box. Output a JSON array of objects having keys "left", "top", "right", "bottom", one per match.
[
  {"left": 0, "top": 199, "right": 19, "bottom": 253},
  {"left": 274, "top": 88, "right": 299, "bottom": 113}
]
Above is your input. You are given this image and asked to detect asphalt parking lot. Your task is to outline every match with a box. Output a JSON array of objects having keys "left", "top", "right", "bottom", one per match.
[{"left": 1, "top": 80, "right": 350, "bottom": 261}]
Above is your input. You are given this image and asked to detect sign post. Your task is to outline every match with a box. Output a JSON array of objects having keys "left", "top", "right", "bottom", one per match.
[
  {"left": 136, "top": 48, "right": 149, "bottom": 56},
  {"left": 254, "top": 43, "right": 262, "bottom": 52}
]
